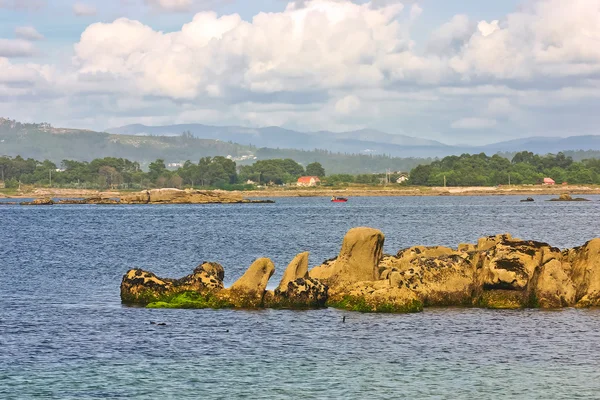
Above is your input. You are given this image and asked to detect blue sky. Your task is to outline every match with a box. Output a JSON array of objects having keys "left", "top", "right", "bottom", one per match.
[{"left": 0, "top": 0, "right": 599, "bottom": 145}]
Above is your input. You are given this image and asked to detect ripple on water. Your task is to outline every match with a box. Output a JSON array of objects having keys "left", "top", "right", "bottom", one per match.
[{"left": 1, "top": 196, "right": 600, "bottom": 399}]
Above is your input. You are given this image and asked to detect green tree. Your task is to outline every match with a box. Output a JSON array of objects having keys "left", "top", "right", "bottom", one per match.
[{"left": 306, "top": 162, "right": 326, "bottom": 177}]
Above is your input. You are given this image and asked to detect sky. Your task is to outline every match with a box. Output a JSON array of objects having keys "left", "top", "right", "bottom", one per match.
[{"left": 0, "top": 0, "right": 599, "bottom": 145}]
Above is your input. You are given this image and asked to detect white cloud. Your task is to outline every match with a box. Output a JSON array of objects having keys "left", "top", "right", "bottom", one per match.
[
  {"left": 73, "top": 2, "right": 97, "bottom": 16},
  {"left": 451, "top": 118, "right": 497, "bottom": 130},
  {"left": 334, "top": 95, "right": 361, "bottom": 115},
  {"left": 409, "top": 4, "right": 422, "bottom": 21},
  {"left": 3, "top": 0, "right": 600, "bottom": 144},
  {"left": 15, "top": 26, "right": 44, "bottom": 41},
  {"left": 0, "top": 39, "right": 36, "bottom": 57}
]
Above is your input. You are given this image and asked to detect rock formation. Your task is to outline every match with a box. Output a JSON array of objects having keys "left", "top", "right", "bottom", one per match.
[
  {"left": 548, "top": 193, "right": 590, "bottom": 201},
  {"left": 120, "top": 262, "right": 225, "bottom": 304},
  {"left": 120, "top": 227, "right": 600, "bottom": 313},
  {"left": 18, "top": 188, "right": 274, "bottom": 206},
  {"left": 218, "top": 258, "right": 275, "bottom": 308},
  {"left": 309, "top": 227, "right": 384, "bottom": 287},
  {"left": 266, "top": 253, "right": 328, "bottom": 309}
]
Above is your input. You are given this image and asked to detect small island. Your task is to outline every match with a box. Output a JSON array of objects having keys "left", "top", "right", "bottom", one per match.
[
  {"left": 121, "top": 227, "right": 600, "bottom": 313},
  {"left": 17, "top": 188, "right": 274, "bottom": 206}
]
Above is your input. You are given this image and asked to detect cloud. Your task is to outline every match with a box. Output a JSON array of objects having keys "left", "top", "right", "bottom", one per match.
[
  {"left": 409, "top": 4, "right": 422, "bottom": 21},
  {"left": 15, "top": 26, "right": 44, "bottom": 41},
  {"left": 73, "top": 2, "right": 97, "bottom": 16},
  {"left": 73, "top": 1, "right": 408, "bottom": 99},
  {"left": 451, "top": 118, "right": 497, "bottom": 130},
  {"left": 0, "top": 39, "right": 36, "bottom": 57},
  {"left": 334, "top": 95, "right": 361, "bottom": 115},
  {"left": 4, "top": 0, "right": 600, "bottom": 144}
]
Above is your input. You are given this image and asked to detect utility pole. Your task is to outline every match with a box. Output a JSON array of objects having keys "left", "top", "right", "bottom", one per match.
[
  {"left": 443, "top": 175, "right": 446, "bottom": 187},
  {"left": 49, "top": 169, "right": 52, "bottom": 187},
  {"left": 508, "top": 173, "right": 511, "bottom": 186}
]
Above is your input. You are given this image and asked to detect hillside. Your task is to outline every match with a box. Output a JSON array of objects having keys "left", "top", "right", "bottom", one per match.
[
  {"left": 107, "top": 123, "right": 452, "bottom": 158},
  {"left": 0, "top": 118, "right": 427, "bottom": 173},
  {"left": 107, "top": 122, "right": 600, "bottom": 158},
  {"left": 0, "top": 118, "right": 253, "bottom": 164}
]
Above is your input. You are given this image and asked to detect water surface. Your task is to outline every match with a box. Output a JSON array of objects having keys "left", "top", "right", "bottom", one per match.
[{"left": 2, "top": 196, "right": 600, "bottom": 399}]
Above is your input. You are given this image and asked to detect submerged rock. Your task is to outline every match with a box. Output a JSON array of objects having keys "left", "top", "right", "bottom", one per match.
[
  {"left": 548, "top": 193, "right": 590, "bottom": 202},
  {"left": 21, "top": 197, "right": 54, "bottom": 205}
]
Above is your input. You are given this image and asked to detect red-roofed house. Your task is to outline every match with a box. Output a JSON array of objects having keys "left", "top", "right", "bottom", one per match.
[
  {"left": 543, "top": 177, "right": 556, "bottom": 185},
  {"left": 297, "top": 176, "right": 321, "bottom": 187}
]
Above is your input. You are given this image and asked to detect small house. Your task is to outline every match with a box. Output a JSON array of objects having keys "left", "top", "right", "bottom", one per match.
[
  {"left": 543, "top": 177, "right": 556, "bottom": 185},
  {"left": 297, "top": 176, "right": 321, "bottom": 187}
]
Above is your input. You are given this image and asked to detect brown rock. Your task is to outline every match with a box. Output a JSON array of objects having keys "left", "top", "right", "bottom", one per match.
[
  {"left": 21, "top": 197, "right": 54, "bottom": 205},
  {"left": 120, "top": 261, "right": 225, "bottom": 304},
  {"left": 566, "top": 238, "right": 600, "bottom": 307},
  {"left": 534, "top": 259, "right": 576, "bottom": 308},
  {"left": 269, "top": 277, "right": 328, "bottom": 309},
  {"left": 220, "top": 258, "right": 275, "bottom": 308},
  {"left": 276, "top": 252, "right": 309, "bottom": 293},
  {"left": 309, "top": 227, "right": 384, "bottom": 288}
]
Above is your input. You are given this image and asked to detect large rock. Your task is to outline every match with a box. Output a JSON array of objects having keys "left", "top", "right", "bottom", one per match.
[
  {"left": 266, "top": 277, "right": 329, "bottom": 309},
  {"left": 379, "top": 253, "right": 477, "bottom": 307},
  {"left": 309, "top": 227, "right": 384, "bottom": 288},
  {"left": 328, "top": 280, "right": 423, "bottom": 313},
  {"left": 534, "top": 259, "right": 576, "bottom": 308},
  {"left": 565, "top": 238, "right": 600, "bottom": 307},
  {"left": 120, "top": 262, "right": 225, "bottom": 304},
  {"left": 119, "top": 189, "right": 245, "bottom": 204},
  {"left": 275, "top": 252, "right": 309, "bottom": 292},
  {"left": 218, "top": 258, "right": 275, "bottom": 308}
]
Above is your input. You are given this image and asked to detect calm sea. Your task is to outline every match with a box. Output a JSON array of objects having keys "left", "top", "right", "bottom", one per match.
[{"left": 2, "top": 195, "right": 600, "bottom": 399}]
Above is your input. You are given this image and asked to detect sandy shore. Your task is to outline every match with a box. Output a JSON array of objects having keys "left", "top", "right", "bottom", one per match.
[{"left": 2, "top": 185, "right": 600, "bottom": 199}]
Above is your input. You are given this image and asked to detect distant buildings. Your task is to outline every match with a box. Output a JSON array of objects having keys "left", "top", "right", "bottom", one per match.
[
  {"left": 297, "top": 176, "right": 321, "bottom": 187},
  {"left": 543, "top": 177, "right": 556, "bottom": 185}
]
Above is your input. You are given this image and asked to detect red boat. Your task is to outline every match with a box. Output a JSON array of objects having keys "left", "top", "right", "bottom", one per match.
[{"left": 331, "top": 197, "right": 348, "bottom": 202}]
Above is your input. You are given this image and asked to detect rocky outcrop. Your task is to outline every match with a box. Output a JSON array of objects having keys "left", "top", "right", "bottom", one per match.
[
  {"left": 20, "top": 189, "right": 274, "bottom": 206},
  {"left": 275, "top": 252, "right": 309, "bottom": 292},
  {"left": 217, "top": 258, "right": 275, "bottom": 308},
  {"left": 309, "top": 227, "right": 384, "bottom": 289},
  {"left": 120, "top": 262, "right": 225, "bottom": 304},
  {"left": 266, "top": 277, "right": 329, "bottom": 309},
  {"left": 548, "top": 193, "right": 590, "bottom": 201},
  {"left": 120, "top": 227, "right": 600, "bottom": 313},
  {"left": 21, "top": 197, "right": 54, "bottom": 205},
  {"left": 120, "top": 189, "right": 252, "bottom": 204}
]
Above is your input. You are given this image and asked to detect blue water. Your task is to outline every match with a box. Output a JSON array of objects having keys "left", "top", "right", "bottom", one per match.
[{"left": 2, "top": 195, "right": 600, "bottom": 399}]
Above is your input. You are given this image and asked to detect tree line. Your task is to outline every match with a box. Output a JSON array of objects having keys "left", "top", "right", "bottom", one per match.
[
  {"left": 409, "top": 151, "right": 600, "bottom": 186},
  {"left": 0, "top": 155, "right": 328, "bottom": 190}
]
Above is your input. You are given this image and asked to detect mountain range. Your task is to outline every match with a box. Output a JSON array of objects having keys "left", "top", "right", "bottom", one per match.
[{"left": 107, "top": 123, "right": 600, "bottom": 158}]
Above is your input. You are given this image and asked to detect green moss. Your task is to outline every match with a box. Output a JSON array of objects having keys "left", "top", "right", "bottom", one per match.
[
  {"left": 328, "top": 295, "right": 423, "bottom": 313},
  {"left": 146, "top": 291, "right": 233, "bottom": 309},
  {"left": 476, "top": 290, "right": 526, "bottom": 309}
]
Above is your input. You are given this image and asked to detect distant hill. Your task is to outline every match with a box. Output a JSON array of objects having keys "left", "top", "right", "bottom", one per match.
[
  {"left": 0, "top": 118, "right": 428, "bottom": 173},
  {"left": 107, "top": 122, "right": 600, "bottom": 158},
  {"left": 107, "top": 123, "right": 453, "bottom": 158},
  {"left": 0, "top": 118, "right": 253, "bottom": 165}
]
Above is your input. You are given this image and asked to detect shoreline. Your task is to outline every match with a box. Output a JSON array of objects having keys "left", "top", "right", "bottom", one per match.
[{"left": 2, "top": 185, "right": 600, "bottom": 200}]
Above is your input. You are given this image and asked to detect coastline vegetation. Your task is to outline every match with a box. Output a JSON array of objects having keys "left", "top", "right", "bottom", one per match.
[{"left": 1, "top": 150, "right": 600, "bottom": 192}]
